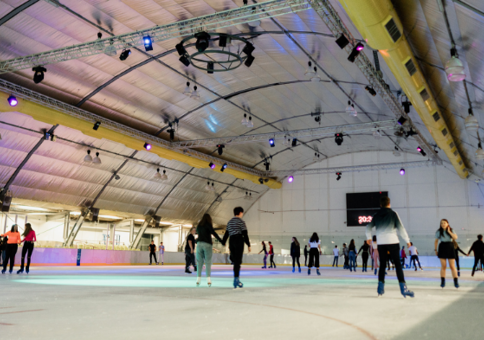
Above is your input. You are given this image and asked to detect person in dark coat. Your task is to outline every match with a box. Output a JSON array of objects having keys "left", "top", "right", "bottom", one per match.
[
  {"left": 291, "top": 237, "right": 301, "bottom": 273},
  {"left": 304, "top": 245, "right": 309, "bottom": 267}
]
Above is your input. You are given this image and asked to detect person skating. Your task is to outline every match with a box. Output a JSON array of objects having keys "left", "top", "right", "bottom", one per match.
[
  {"left": 1, "top": 224, "right": 21, "bottom": 274},
  {"left": 371, "top": 236, "right": 379, "bottom": 275},
  {"left": 366, "top": 196, "right": 414, "bottom": 298},
  {"left": 467, "top": 234, "right": 484, "bottom": 277},
  {"left": 291, "top": 237, "right": 301, "bottom": 273},
  {"left": 185, "top": 227, "right": 196, "bottom": 274},
  {"left": 348, "top": 239, "right": 357, "bottom": 272},
  {"left": 159, "top": 242, "right": 165, "bottom": 265},
  {"left": 358, "top": 241, "right": 370, "bottom": 272},
  {"left": 332, "top": 245, "right": 339, "bottom": 267},
  {"left": 195, "top": 213, "right": 223, "bottom": 286},
  {"left": 268, "top": 242, "right": 276, "bottom": 268},
  {"left": 304, "top": 245, "right": 309, "bottom": 267},
  {"left": 307, "top": 233, "right": 322, "bottom": 276},
  {"left": 221, "top": 207, "right": 251, "bottom": 289},
  {"left": 259, "top": 241, "right": 268, "bottom": 268},
  {"left": 434, "top": 219, "right": 459, "bottom": 288},
  {"left": 0, "top": 235, "right": 8, "bottom": 265},
  {"left": 149, "top": 240, "right": 158, "bottom": 265},
  {"left": 400, "top": 246, "right": 407, "bottom": 269},
  {"left": 17, "top": 223, "right": 36, "bottom": 274},
  {"left": 408, "top": 242, "right": 423, "bottom": 271},
  {"left": 452, "top": 240, "right": 465, "bottom": 276},
  {"left": 342, "top": 243, "right": 349, "bottom": 269}
]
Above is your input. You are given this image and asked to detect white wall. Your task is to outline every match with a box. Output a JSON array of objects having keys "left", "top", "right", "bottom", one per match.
[{"left": 243, "top": 151, "right": 484, "bottom": 255}]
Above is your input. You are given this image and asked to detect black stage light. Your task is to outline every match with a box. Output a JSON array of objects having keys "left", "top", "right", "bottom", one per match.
[
  {"left": 348, "top": 43, "right": 364, "bottom": 63},
  {"left": 217, "top": 144, "right": 225, "bottom": 156},
  {"left": 335, "top": 133, "right": 344, "bottom": 145},
  {"left": 264, "top": 162, "right": 270, "bottom": 171},
  {"left": 114, "top": 174, "right": 121, "bottom": 180},
  {"left": 179, "top": 55, "right": 190, "bottom": 67},
  {"left": 417, "top": 146, "right": 427, "bottom": 156},
  {"left": 365, "top": 86, "right": 377, "bottom": 96},
  {"left": 245, "top": 54, "right": 255, "bottom": 67},
  {"left": 93, "top": 121, "right": 101, "bottom": 130},
  {"left": 221, "top": 163, "right": 227, "bottom": 172},
  {"left": 242, "top": 42, "right": 255, "bottom": 56},
  {"left": 291, "top": 138, "right": 298, "bottom": 147},
  {"left": 168, "top": 129, "right": 175, "bottom": 140},
  {"left": 119, "top": 49, "right": 131, "bottom": 61},
  {"left": 32, "top": 66, "right": 46, "bottom": 84},
  {"left": 195, "top": 32, "right": 211, "bottom": 52},
  {"left": 406, "top": 128, "right": 417, "bottom": 137},
  {"left": 269, "top": 138, "right": 275, "bottom": 147},
  {"left": 176, "top": 42, "right": 186, "bottom": 56},
  {"left": 397, "top": 116, "right": 407, "bottom": 125},
  {"left": 336, "top": 34, "right": 349, "bottom": 49},
  {"left": 143, "top": 35, "right": 153, "bottom": 51},
  {"left": 207, "top": 62, "right": 214, "bottom": 74},
  {"left": 258, "top": 178, "right": 264, "bottom": 184},
  {"left": 143, "top": 142, "right": 152, "bottom": 151},
  {"left": 402, "top": 100, "right": 412, "bottom": 113},
  {"left": 336, "top": 172, "right": 342, "bottom": 181},
  {"left": 219, "top": 34, "right": 228, "bottom": 47},
  {"left": 314, "top": 116, "right": 321, "bottom": 123},
  {"left": 43, "top": 130, "right": 50, "bottom": 140}
]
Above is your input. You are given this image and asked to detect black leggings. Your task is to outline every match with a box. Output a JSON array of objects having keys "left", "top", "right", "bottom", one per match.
[
  {"left": 20, "top": 242, "right": 35, "bottom": 271},
  {"left": 378, "top": 244, "right": 405, "bottom": 283},
  {"left": 292, "top": 255, "right": 300, "bottom": 268},
  {"left": 270, "top": 254, "right": 276, "bottom": 268},
  {"left": 150, "top": 252, "right": 157, "bottom": 264},
  {"left": 229, "top": 236, "right": 244, "bottom": 278},
  {"left": 362, "top": 252, "right": 369, "bottom": 270},
  {"left": 3, "top": 244, "right": 18, "bottom": 272},
  {"left": 472, "top": 256, "right": 484, "bottom": 275},
  {"left": 410, "top": 255, "right": 422, "bottom": 269},
  {"left": 455, "top": 254, "right": 460, "bottom": 271},
  {"left": 308, "top": 248, "right": 319, "bottom": 268}
]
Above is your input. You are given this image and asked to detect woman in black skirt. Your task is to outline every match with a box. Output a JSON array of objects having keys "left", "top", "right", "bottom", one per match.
[{"left": 434, "top": 219, "right": 459, "bottom": 288}]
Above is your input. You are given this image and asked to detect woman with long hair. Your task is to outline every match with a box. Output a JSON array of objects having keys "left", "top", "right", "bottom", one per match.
[
  {"left": 291, "top": 237, "right": 301, "bottom": 273},
  {"left": 1, "top": 224, "right": 21, "bottom": 274},
  {"left": 195, "top": 213, "right": 223, "bottom": 286},
  {"left": 307, "top": 233, "right": 322, "bottom": 276},
  {"left": 348, "top": 239, "right": 357, "bottom": 272},
  {"left": 18, "top": 223, "right": 36, "bottom": 274},
  {"left": 371, "top": 235, "right": 379, "bottom": 275},
  {"left": 258, "top": 241, "right": 268, "bottom": 269},
  {"left": 435, "top": 219, "right": 459, "bottom": 288}
]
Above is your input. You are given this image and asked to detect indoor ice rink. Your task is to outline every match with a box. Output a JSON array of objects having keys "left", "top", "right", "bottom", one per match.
[{"left": 1, "top": 0, "right": 484, "bottom": 339}]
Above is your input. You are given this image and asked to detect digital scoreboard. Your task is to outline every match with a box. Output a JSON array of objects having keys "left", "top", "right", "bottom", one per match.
[{"left": 346, "top": 191, "right": 388, "bottom": 227}]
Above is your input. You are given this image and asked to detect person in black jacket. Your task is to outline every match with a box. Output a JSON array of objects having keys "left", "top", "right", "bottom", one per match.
[
  {"left": 304, "top": 245, "right": 309, "bottom": 267},
  {"left": 358, "top": 241, "right": 370, "bottom": 272},
  {"left": 258, "top": 241, "right": 268, "bottom": 269},
  {"left": 196, "top": 213, "right": 223, "bottom": 286},
  {"left": 468, "top": 234, "right": 484, "bottom": 277},
  {"left": 0, "top": 236, "right": 7, "bottom": 264},
  {"left": 291, "top": 237, "right": 301, "bottom": 273}
]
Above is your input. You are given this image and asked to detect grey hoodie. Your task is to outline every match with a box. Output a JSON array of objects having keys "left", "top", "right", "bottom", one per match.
[{"left": 365, "top": 207, "right": 410, "bottom": 245}]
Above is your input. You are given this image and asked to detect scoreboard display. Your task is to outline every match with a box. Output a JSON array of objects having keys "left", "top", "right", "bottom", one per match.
[{"left": 346, "top": 191, "right": 388, "bottom": 227}]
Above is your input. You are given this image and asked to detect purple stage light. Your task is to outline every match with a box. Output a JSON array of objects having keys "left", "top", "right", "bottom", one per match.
[
  {"left": 209, "top": 162, "right": 216, "bottom": 169},
  {"left": 417, "top": 146, "right": 422, "bottom": 152},
  {"left": 8, "top": 95, "right": 18, "bottom": 107},
  {"left": 356, "top": 43, "right": 364, "bottom": 51},
  {"left": 144, "top": 143, "right": 152, "bottom": 151},
  {"left": 288, "top": 176, "right": 294, "bottom": 183},
  {"left": 399, "top": 168, "right": 405, "bottom": 175}
]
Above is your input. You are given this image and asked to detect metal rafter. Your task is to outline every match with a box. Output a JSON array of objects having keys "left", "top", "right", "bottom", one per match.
[
  {"left": 308, "top": 0, "right": 441, "bottom": 163},
  {"left": 265, "top": 160, "right": 435, "bottom": 176},
  {"left": 0, "top": 0, "right": 311, "bottom": 74},
  {"left": 170, "top": 120, "right": 397, "bottom": 149}
]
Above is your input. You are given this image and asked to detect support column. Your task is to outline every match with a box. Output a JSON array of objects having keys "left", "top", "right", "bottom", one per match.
[
  {"left": 112, "top": 223, "right": 116, "bottom": 251},
  {"left": 63, "top": 212, "right": 70, "bottom": 241},
  {"left": 130, "top": 217, "right": 153, "bottom": 250},
  {"left": 63, "top": 210, "right": 88, "bottom": 247},
  {"left": 129, "top": 219, "right": 134, "bottom": 244}
]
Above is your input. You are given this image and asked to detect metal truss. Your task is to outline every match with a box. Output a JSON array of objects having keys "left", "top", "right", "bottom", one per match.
[
  {"left": 171, "top": 120, "right": 397, "bottom": 149},
  {"left": 0, "top": 0, "right": 311, "bottom": 74},
  {"left": 265, "top": 160, "right": 435, "bottom": 176},
  {"left": 308, "top": 0, "right": 441, "bottom": 164},
  {"left": 0, "top": 79, "right": 265, "bottom": 178}
]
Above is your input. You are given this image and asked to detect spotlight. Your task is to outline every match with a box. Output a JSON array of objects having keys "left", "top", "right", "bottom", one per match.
[
  {"left": 209, "top": 162, "right": 216, "bottom": 169},
  {"left": 84, "top": 150, "right": 93, "bottom": 163},
  {"left": 217, "top": 144, "right": 225, "bottom": 156},
  {"left": 348, "top": 43, "right": 364, "bottom": 63},
  {"left": 269, "top": 138, "right": 275, "bottom": 147},
  {"left": 399, "top": 168, "right": 405, "bottom": 176},
  {"left": 93, "top": 152, "right": 102, "bottom": 164},
  {"left": 335, "top": 133, "right": 343, "bottom": 146},
  {"left": 397, "top": 116, "right": 407, "bottom": 125},
  {"left": 195, "top": 32, "right": 211, "bottom": 52},
  {"left": 93, "top": 121, "right": 101, "bottom": 130},
  {"left": 32, "top": 66, "right": 46, "bottom": 84},
  {"left": 175, "top": 42, "right": 187, "bottom": 56},
  {"left": 207, "top": 62, "right": 214, "bottom": 74},
  {"left": 144, "top": 142, "right": 152, "bottom": 151},
  {"left": 258, "top": 178, "right": 264, "bottom": 184},
  {"left": 245, "top": 54, "right": 255, "bottom": 67},
  {"left": 114, "top": 174, "right": 121, "bottom": 180},
  {"left": 179, "top": 55, "right": 190, "bottom": 67},
  {"left": 291, "top": 138, "right": 298, "bottom": 147},
  {"left": 336, "top": 172, "right": 342, "bottom": 181},
  {"left": 417, "top": 146, "right": 427, "bottom": 156},
  {"left": 168, "top": 129, "right": 175, "bottom": 141},
  {"left": 288, "top": 176, "right": 294, "bottom": 183},
  {"left": 365, "top": 86, "right": 376, "bottom": 96},
  {"left": 314, "top": 116, "right": 321, "bottom": 123},
  {"left": 445, "top": 47, "right": 466, "bottom": 82},
  {"left": 221, "top": 163, "right": 227, "bottom": 172},
  {"left": 160, "top": 169, "right": 168, "bottom": 181},
  {"left": 402, "top": 99, "right": 412, "bottom": 113},
  {"left": 143, "top": 35, "right": 153, "bottom": 51},
  {"left": 219, "top": 34, "right": 228, "bottom": 47},
  {"left": 335, "top": 34, "right": 349, "bottom": 49},
  {"left": 465, "top": 111, "right": 479, "bottom": 132},
  {"left": 154, "top": 168, "right": 162, "bottom": 179},
  {"left": 7, "top": 95, "right": 18, "bottom": 107},
  {"left": 242, "top": 42, "right": 255, "bottom": 56},
  {"left": 119, "top": 49, "right": 131, "bottom": 61}
]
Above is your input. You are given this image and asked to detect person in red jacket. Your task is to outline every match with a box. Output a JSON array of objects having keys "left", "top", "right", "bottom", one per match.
[
  {"left": 400, "top": 246, "right": 407, "bottom": 268},
  {"left": 18, "top": 223, "right": 36, "bottom": 274},
  {"left": 268, "top": 242, "right": 276, "bottom": 268},
  {"left": 1, "top": 224, "right": 21, "bottom": 274}
]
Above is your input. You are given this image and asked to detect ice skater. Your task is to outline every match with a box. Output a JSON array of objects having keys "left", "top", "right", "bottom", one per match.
[
  {"left": 434, "top": 219, "right": 459, "bottom": 288},
  {"left": 159, "top": 242, "right": 165, "bottom": 265},
  {"left": 366, "top": 196, "right": 414, "bottom": 298},
  {"left": 0, "top": 235, "right": 7, "bottom": 264},
  {"left": 221, "top": 207, "right": 251, "bottom": 289},
  {"left": 408, "top": 242, "right": 423, "bottom": 271},
  {"left": 290, "top": 237, "right": 301, "bottom": 273},
  {"left": 452, "top": 240, "right": 465, "bottom": 276},
  {"left": 348, "top": 239, "right": 357, "bottom": 272},
  {"left": 400, "top": 246, "right": 407, "bottom": 269},
  {"left": 358, "top": 241, "right": 370, "bottom": 272},
  {"left": 304, "top": 245, "right": 309, "bottom": 267},
  {"left": 332, "top": 245, "right": 339, "bottom": 267},
  {"left": 467, "top": 234, "right": 484, "bottom": 277},
  {"left": 307, "top": 233, "right": 322, "bottom": 276},
  {"left": 371, "top": 236, "right": 379, "bottom": 275},
  {"left": 195, "top": 214, "right": 223, "bottom": 287},
  {"left": 17, "top": 223, "right": 36, "bottom": 274},
  {"left": 185, "top": 227, "right": 196, "bottom": 274},
  {"left": 258, "top": 241, "right": 268, "bottom": 269},
  {"left": 149, "top": 240, "right": 158, "bottom": 265},
  {"left": 268, "top": 241, "right": 276, "bottom": 268},
  {"left": 342, "top": 243, "right": 349, "bottom": 269},
  {"left": 1, "top": 224, "right": 21, "bottom": 274}
]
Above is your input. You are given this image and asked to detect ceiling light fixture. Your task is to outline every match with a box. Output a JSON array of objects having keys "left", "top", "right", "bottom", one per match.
[
  {"left": 160, "top": 169, "right": 168, "bottom": 181},
  {"left": 84, "top": 150, "right": 93, "bottom": 163},
  {"left": 465, "top": 108, "right": 479, "bottom": 133},
  {"left": 335, "top": 34, "right": 349, "bottom": 49},
  {"left": 221, "top": 163, "right": 227, "bottom": 172},
  {"left": 336, "top": 172, "right": 342, "bottom": 181},
  {"left": 183, "top": 82, "right": 191, "bottom": 96},
  {"left": 190, "top": 85, "right": 200, "bottom": 100},
  {"left": 417, "top": 146, "right": 427, "bottom": 157},
  {"left": 217, "top": 144, "right": 225, "bottom": 156},
  {"left": 397, "top": 116, "right": 408, "bottom": 125},
  {"left": 258, "top": 178, "right": 264, "bottom": 184},
  {"left": 241, "top": 114, "right": 248, "bottom": 126},
  {"left": 93, "top": 152, "right": 102, "bottom": 164},
  {"left": 7, "top": 95, "right": 18, "bottom": 107},
  {"left": 119, "top": 49, "right": 131, "bottom": 61},
  {"left": 269, "top": 138, "right": 275, "bottom": 147},
  {"left": 445, "top": 47, "right": 466, "bottom": 82},
  {"left": 476, "top": 143, "right": 484, "bottom": 161},
  {"left": 311, "top": 67, "right": 321, "bottom": 82},
  {"left": 144, "top": 142, "right": 152, "bottom": 151},
  {"left": 373, "top": 129, "right": 382, "bottom": 139},
  {"left": 207, "top": 61, "right": 214, "bottom": 74},
  {"left": 347, "top": 43, "right": 364, "bottom": 63},
  {"left": 143, "top": 35, "right": 153, "bottom": 51},
  {"left": 93, "top": 121, "right": 101, "bottom": 130},
  {"left": 246, "top": 116, "right": 254, "bottom": 128},
  {"left": 335, "top": 133, "right": 344, "bottom": 146},
  {"left": 399, "top": 168, "right": 405, "bottom": 175},
  {"left": 176, "top": 42, "right": 187, "bottom": 56},
  {"left": 179, "top": 55, "right": 190, "bottom": 67},
  {"left": 209, "top": 162, "right": 216, "bottom": 169},
  {"left": 114, "top": 174, "right": 121, "bottom": 180},
  {"left": 195, "top": 32, "right": 211, "bottom": 52},
  {"left": 313, "top": 153, "right": 321, "bottom": 162},
  {"left": 393, "top": 146, "right": 401, "bottom": 157},
  {"left": 154, "top": 168, "right": 162, "bottom": 179},
  {"left": 32, "top": 66, "right": 46, "bottom": 84},
  {"left": 245, "top": 54, "right": 255, "bottom": 68},
  {"left": 288, "top": 176, "right": 294, "bottom": 183},
  {"left": 365, "top": 86, "right": 376, "bottom": 96},
  {"left": 304, "top": 61, "right": 315, "bottom": 77},
  {"left": 291, "top": 138, "right": 298, "bottom": 147}
]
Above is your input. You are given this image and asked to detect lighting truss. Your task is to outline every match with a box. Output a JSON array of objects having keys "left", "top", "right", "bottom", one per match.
[
  {"left": 170, "top": 120, "right": 397, "bottom": 149},
  {"left": 264, "top": 160, "right": 435, "bottom": 177},
  {"left": 0, "top": 79, "right": 265, "bottom": 178},
  {"left": 0, "top": 0, "right": 311, "bottom": 74},
  {"left": 308, "top": 0, "right": 441, "bottom": 164}
]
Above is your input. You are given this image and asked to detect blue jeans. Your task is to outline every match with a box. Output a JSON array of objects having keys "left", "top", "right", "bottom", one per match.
[
  {"left": 196, "top": 241, "right": 213, "bottom": 277},
  {"left": 349, "top": 251, "right": 356, "bottom": 271},
  {"left": 332, "top": 256, "right": 338, "bottom": 267}
]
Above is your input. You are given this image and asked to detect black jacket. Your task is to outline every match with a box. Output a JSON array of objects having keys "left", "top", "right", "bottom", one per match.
[
  {"left": 291, "top": 242, "right": 300, "bottom": 257},
  {"left": 469, "top": 240, "right": 484, "bottom": 257},
  {"left": 196, "top": 222, "right": 223, "bottom": 245}
]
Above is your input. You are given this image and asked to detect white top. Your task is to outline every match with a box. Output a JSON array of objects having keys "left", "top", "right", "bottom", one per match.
[
  {"left": 309, "top": 240, "right": 320, "bottom": 249},
  {"left": 372, "top": 242, "right": 377, "bottom": 250},
  {"left": 333, "top": 248, "right": 339, "bottom": 256},
  {"left": 408, "top": 245, "right": 417, "bottom": 256}
]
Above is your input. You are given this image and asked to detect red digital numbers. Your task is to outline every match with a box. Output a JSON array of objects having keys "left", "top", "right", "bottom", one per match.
[{"left": 358, "top": 216, "right": 373, "bottom": 224}]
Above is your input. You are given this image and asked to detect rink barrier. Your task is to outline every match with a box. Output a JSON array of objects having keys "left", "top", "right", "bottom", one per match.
[{"left": 9, "top": 247, "right": 479, "bottom": 269}]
